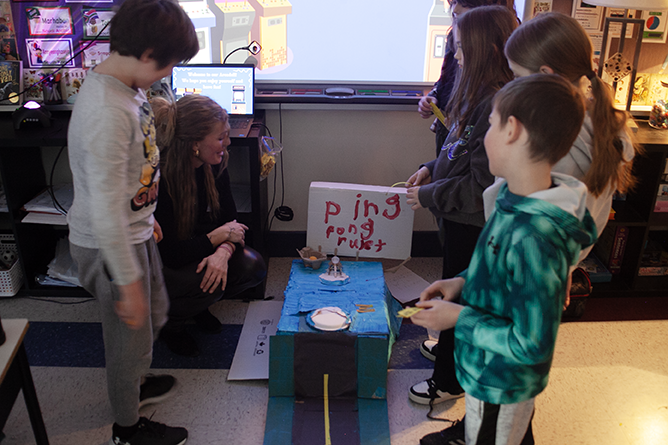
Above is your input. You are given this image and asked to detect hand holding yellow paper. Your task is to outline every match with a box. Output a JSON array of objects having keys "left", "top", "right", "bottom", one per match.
[
  {"left": 397, "top": 306, "right": 424, "bottom": 318},
  {"left": 430, "top": 102, "right": 447, "bottom": 127}
]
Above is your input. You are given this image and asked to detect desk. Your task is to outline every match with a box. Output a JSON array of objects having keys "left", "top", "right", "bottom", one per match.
[
  {"left": 0, "top": 319, "right": 49, "bottom": 444},
  {"left": 0, "top": 110, "right": 268, "bottom": 296}
]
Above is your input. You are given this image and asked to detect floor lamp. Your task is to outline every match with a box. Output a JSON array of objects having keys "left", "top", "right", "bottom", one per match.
[{"left": 585, "top": 0, "right": 668, "bottom": 111}]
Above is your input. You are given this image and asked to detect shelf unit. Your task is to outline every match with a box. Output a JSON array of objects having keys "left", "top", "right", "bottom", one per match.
[
  {"left": 0, "top": 110, "right": 267, "bottom": 297},
  {"left": 591, "top": 120, "right": 668, "bottom": 297}
]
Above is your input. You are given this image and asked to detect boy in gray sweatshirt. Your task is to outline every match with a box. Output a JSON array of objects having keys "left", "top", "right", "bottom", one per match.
[{"left": 67, "top": 1, "right": 198, "bottom": 443}]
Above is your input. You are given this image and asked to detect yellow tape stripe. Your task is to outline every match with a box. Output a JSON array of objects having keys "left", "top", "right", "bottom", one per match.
[{"left": 324, "top": 374, "right": 331, "bottom": 445}]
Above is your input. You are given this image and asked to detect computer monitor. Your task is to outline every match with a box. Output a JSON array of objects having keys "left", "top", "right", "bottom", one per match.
[{"left": 171, "top": 64, "right": 255, "bottom": 117}]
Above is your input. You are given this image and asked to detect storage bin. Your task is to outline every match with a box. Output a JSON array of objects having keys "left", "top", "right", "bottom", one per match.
[{"left": 0, "top": 235, "right": 23, "bottom": 297}]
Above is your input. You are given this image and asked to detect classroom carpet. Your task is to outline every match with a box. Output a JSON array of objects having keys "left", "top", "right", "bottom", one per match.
[{"left": 23, "top": 320, "right": 433, "bottom": 370}]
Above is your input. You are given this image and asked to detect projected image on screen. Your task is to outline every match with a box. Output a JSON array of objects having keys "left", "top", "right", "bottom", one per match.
[{"left": 182, "top": 0, "right": 453, "bottom": 85}]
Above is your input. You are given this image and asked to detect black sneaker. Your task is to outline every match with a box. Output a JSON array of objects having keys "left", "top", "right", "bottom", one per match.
[
  {"left": 420, "top": 339, "right": 438, "bottom": 362},
  {"left": 409, "top": 378, "right": 464, "bottom": 405},
  {"left": 159, "top": 327, "right": 200, "bottom": 357},
  {"left": 110, "top": 417, "right": 187, "bottom": 445},
  {"left": 420, "top": 418, "right": 465, "bottom": 445},
  {"left": 139, "top": 374, "right": 178, "bottom": 408},
  {"left": 192, "top": 309, "right": 223, "bottom": 335}
]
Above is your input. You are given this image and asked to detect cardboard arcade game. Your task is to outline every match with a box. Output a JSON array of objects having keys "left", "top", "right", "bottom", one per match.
[{"left": 264, "top": 182, "right": 414, "bottom": 445}]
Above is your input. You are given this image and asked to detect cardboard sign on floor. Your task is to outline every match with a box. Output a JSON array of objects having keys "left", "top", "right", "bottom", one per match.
[{"left": 228, "top": 300, "right": 283, "bottom": 380}]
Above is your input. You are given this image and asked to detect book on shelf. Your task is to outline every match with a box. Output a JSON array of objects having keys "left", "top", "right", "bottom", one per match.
[
  {"left": 656, "top": 182, "right": 668, "bottom": 213},
  {"left": 639, "top": 238, "right": 668, "bottom": 276},
  {"left": 593, "top": 225, "right": 628, "bottom": 274},
  {"left": 22, "top": 183, "right": 73, "bottom": 214},
  {"left": 578, "top": 252, "right": 612, "bottom": 283},
  {"left": 0, "top": 60, "right": 22, "bottom": 110},
  {"left": 21, "top": 183, "right": 72, "bottom": 225}
]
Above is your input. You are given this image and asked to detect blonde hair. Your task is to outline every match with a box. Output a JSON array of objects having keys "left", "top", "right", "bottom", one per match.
[
  {"left": 505, "top": 12, "right": 639, "bottom": 196},
  {"left": 152, "top": 95, "right": 229, "bottom": 240}
]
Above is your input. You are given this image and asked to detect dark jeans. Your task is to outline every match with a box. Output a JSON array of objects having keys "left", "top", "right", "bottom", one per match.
[
  {"left": 162, "top": 245, "right": 267, "bottom": 328},
  {"left": 433, "top": 218, "right": 482, "bottom": 393}
]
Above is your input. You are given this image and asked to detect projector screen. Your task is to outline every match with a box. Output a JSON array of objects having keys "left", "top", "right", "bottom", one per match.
[
  {"left": 182, "top": 0, "right": 453, "bottom": 87},
  {"left": 254, "top": 0, "right": 445, "bottom": 84}
]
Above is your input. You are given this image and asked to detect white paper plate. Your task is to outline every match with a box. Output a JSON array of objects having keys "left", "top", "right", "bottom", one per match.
[{"left": 310, "top": 306, "right": 350, "bottom": 331}]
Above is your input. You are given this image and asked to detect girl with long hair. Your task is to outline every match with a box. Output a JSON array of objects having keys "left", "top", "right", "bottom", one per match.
[
  {"left": 405, "top": 4, "right": 518, "bottom": 409},
  {"left": 503, "top": 12, "right": 639, "bottom": 239},
  {"left": 152, "top": 94, "right": 266, "bottom": 357}
]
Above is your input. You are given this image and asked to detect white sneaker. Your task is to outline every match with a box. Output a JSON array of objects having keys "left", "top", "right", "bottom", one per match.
[
  {"left": 409, "top": 378, "right": 464, "bottom": 405},
  {"left": 420, "top": 339, "right": 438, "bottom": 362}
]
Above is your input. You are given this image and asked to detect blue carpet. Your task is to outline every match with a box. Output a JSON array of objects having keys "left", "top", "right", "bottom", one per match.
[
  {"left": 388, "top": 323, "right": 433, "bottom": 370},
  {"left": 23, "top": 320, "right": 433, "bottom": 370},
  {"left": 24, "top": 321, "right": 241, "bottom": 369}
]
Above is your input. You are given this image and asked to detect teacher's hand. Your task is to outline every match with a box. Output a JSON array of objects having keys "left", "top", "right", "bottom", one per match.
[
  {"left": 196, "top": 249, "right": 231, "bottom": 293},
  {"left": 221, "top": 220, "right": 248, "bottom": 245}
]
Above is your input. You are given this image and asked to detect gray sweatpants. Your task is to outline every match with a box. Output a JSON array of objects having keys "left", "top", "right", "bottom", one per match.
[
  {"left": 465, "top": 393, "right": 535, "bottom": 445},
  {"left": 70, "top": 238, "right": 169, "bottom": 427}
]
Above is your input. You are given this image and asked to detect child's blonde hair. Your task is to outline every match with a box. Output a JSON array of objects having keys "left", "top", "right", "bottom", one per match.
[
  {"left": 505, "top": 12, "right": 639, "bottom": 196},
  {"left": 153, "top": 95, "right": 229, "bottom": 240}
]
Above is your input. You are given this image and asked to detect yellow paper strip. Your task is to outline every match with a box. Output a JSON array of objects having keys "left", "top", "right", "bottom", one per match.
[
  {"left": 324, "top": 374, "right": 331, "bottom": 445},
  {"left": 430, "top": 102, "right": 447, "bottom": 127}
]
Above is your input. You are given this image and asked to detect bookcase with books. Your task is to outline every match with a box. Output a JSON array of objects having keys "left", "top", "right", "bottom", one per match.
[{"left": 590, "top": 120, "right": 668, "bottom": 296}]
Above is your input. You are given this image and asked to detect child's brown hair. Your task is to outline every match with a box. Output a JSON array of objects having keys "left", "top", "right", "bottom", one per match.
[
  {"left": 110, "top": 0, "right": 199, "bottom": 69},
  {"left": 444, "top": 5, "right": 517, "bottom": 137},
  {"left": 493, "top": 74, "right": 586, "bottom": 165},
  {"left": 505, "top": 12, "right": 639, "bottom": 195}
]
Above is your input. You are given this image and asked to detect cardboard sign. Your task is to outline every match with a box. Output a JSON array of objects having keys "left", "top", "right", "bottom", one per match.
[
  {"left": 228, "top": 300, "right": 283, "bottom": 380},
  {"left": 306, "top": 182, "right": 414, "bottom": 260}
]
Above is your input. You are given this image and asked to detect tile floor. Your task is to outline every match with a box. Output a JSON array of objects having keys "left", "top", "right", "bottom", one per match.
[{"left": 2, "top": 257, "right": 668, "bottom": 445}]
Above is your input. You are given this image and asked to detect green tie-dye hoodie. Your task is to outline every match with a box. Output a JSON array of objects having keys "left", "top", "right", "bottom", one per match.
[{"left": 454, "top": 172, "right": 598, "bottom": 405}]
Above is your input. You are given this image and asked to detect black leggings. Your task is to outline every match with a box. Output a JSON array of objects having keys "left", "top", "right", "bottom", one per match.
[
  {"left": 162, "top": 245, "right": 267, "bottom": 328},
  {"left": 433, "top": 218, "right": 482, "bottom": 393}
]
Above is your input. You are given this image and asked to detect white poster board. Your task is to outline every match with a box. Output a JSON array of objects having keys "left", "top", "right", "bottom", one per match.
[
  {"left": 306, "top": 182, "right": 414, "bottom": 260},
  {"left": 228, "top": 300, "right": 283, "bottom": 380}
]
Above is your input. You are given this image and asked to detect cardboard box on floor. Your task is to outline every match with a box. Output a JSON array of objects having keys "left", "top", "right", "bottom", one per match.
[{"left": 265, "top": 182, "right": 414, "bottom": 445}]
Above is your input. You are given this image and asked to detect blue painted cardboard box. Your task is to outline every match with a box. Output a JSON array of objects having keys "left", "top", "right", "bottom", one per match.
[{"left": 269, "top": 260, "right": 402, "bottom": 399}]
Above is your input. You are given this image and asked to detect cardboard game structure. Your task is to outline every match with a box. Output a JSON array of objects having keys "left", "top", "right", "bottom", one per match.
[{"left": 264, "top": 182, "right": 414, "bottom": 445}]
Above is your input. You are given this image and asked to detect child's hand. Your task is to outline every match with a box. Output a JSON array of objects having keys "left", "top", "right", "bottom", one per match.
[
  {"left": 418, "top": 96, "right": 437, "bottom": 119},
  {"left": 564, "top": 271, "right": 572, "bottom": 310},
  {"left": 407, "top": 166, "right": 431, "bottom": 187},
  {"left": 115, "top": 280, "right": 148, "bottom": 330},
  {"left": 153, "top": 218, "right": 163, "bottom": 242},
  {"left": 419, "top": 277, "right": 465, "bottom": 302},
  {"left": 406, "top": 186, "right": 423, "bottom": 210},
  {"left": 411, "top": 299, "right": 463, "bottom": 331}
]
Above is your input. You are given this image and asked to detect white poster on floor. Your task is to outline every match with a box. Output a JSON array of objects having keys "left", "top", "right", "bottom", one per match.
[{"left": 228, "top": 300, "right": 283, "bottom": 380}]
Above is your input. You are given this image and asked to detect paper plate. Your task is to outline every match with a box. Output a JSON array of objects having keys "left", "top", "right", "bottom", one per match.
[{"left": 309, "top": 306, "right": 350, "bottom": 331}]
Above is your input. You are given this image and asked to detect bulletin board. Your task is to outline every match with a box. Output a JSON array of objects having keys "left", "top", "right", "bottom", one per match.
[{"left": 1, "top": 0, "right": 119, "bottom": 105}]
